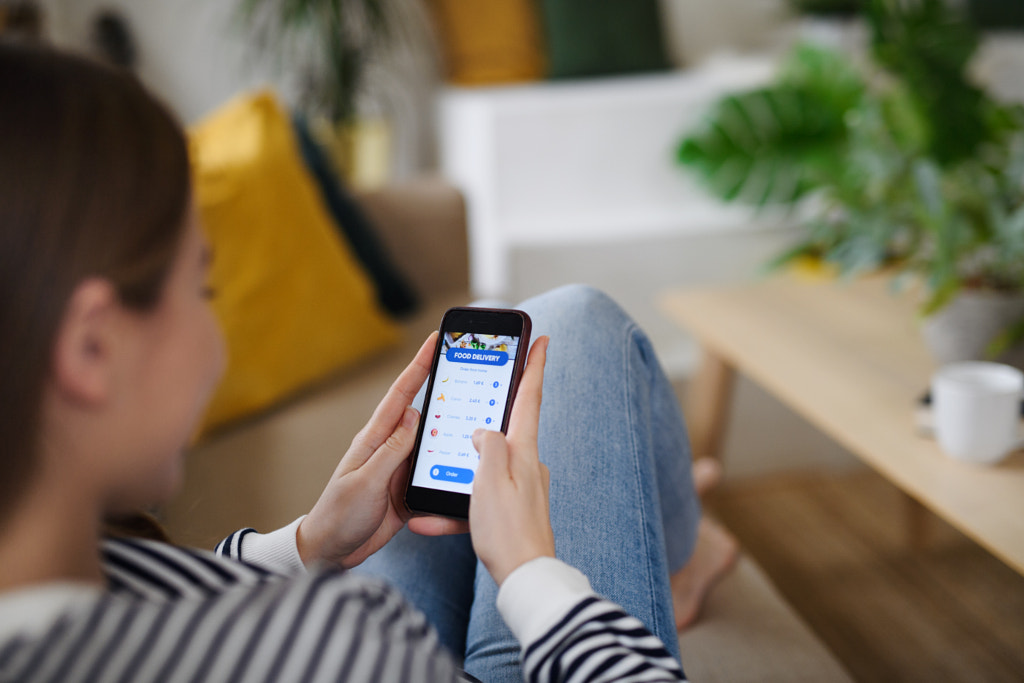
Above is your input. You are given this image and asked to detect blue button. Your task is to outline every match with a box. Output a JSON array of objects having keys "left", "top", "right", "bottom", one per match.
[
  {"left": 429, "top": 465, "right": 474, "bottom": 484},
  {"left": 489, "top": 399, "right": 496, "bottom": 406},
  {"left": 493, "top": 381, "right": 500, "bottom": 388},
  {"left": 446, "top": 348, "right": 509, "bottom": 366},
  {"left": 485, "top": 417, "right": 492, "bottom": 425}
]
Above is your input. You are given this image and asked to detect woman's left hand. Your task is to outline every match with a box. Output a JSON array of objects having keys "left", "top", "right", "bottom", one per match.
[{"left": 296, "top": 332, "right": 466, "bottom": 568}]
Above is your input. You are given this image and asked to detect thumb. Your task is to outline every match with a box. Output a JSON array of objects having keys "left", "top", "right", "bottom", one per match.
[{"left": 472, "top": 429, "right": 511, "bottom": 486}]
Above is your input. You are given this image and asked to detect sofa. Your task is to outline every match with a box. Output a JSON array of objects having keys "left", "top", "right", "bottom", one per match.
[{"left": 160, "top": 175, "right": 852, "bottom": 682}]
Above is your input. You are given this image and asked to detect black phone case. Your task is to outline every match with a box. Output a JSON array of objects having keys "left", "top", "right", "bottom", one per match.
[{"left": 404, "top": 307, "right": 532, "bottom": 519}]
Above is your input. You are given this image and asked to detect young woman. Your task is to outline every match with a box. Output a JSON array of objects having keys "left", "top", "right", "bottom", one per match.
[{"left": 0, "top": 42, "right": 735, "bottom": 682}]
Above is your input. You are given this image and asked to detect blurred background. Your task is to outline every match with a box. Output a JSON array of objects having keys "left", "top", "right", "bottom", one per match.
[
  {"left": 3, "top": 0, "right": 1023, "bottom": 474},
  {"left": 5, "top": 2, "right": 1024, "bottom": 679}
]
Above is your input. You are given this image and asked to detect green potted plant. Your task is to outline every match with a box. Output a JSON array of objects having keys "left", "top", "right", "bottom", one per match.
[
  {"left": 237, "top": 0, "right": 395, "bottom": 187},
  {"left": 676, "top": 0, "right": 1024, "bottom": 364}
]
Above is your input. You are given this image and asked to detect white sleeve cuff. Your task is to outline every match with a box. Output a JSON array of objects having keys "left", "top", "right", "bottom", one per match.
[
  {"left": 496, "top": 557, "right": 597, "bottom": 646},
  {"left": 239, "top": 516, "right": 307, "bottom": 574}
]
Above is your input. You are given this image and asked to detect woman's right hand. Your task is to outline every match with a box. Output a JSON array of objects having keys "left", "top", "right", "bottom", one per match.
[{"left": 468, "top": 336, "right": 556, "bottom": 586}]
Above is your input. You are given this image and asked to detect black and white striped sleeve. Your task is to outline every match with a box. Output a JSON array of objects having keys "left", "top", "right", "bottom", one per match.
[
  {"left": 11, "top": 549, "right": 462, "bottom": 682},
  {"left": 215, "top": 517, "right": 307, "bottom": 574},
  {"left": 498, "top": 558, "right": 687, "bottom": 683},
  {"left": 93, "top": 539, "right": 685, "bottom": 682},
  {"left": 102, "top": 537, "right": 276, "bottom": 601}
]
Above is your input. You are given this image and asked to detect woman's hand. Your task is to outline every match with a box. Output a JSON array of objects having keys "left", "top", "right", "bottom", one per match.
[
  {"left": 297, "top": 332, "right": 462, "bottom": 568},
  {"left": 469, "top": 336, "right": 556, "bottom": 586}
]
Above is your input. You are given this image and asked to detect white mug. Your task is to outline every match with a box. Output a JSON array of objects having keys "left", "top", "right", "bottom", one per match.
[{"left": 931, "top": 361, "right": 1024, "bottom": 465}]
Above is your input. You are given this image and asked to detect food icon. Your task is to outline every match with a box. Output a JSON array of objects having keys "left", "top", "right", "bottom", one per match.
[{"left": 442, "top": 332, "right": 518, "bottom": 354}]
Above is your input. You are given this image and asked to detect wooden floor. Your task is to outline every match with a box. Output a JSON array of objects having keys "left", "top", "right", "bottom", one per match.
[{"left": 708, "top": 469, "right": 1024, "bottom": 683}]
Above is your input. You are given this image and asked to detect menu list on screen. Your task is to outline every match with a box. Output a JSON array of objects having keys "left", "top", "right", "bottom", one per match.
[{"left": 410, "top": 331, "right": 521, "bottom": 494}]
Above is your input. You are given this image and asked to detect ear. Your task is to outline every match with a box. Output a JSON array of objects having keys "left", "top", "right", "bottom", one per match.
[{"left": 51, "top": 278, "right": 123, "bottom": 406}]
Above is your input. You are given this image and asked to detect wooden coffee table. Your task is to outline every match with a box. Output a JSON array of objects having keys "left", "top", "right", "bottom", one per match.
[{"left": 660, "top": 276, "right": 1024, "bottom": 576}]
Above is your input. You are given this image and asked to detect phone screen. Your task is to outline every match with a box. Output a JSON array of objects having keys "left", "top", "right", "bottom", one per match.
[{"left": 410, "top": 330, "right": 523, "bottom": 495}]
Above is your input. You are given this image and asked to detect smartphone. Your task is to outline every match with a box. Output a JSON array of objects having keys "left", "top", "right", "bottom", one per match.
[{"left": 404, "top": 307, "right": 532, "bottom": 519}]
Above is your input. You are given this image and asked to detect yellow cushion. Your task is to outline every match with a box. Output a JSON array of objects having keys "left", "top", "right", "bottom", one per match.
[
  {"left": 430, "top": 0, "right": 546, "bottom": 86},
  {"left": 190, "top": 91, "right": 400, "bottom": 435}
]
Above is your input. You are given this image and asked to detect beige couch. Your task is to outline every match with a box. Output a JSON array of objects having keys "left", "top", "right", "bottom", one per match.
[{"left": 161, "top": 176, "right": 852, "bottom": 682}]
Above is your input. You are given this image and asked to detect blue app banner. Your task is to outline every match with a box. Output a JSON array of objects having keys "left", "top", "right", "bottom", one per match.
[{"left": 446, "top": 348, "right": 509, "bottom": 366}]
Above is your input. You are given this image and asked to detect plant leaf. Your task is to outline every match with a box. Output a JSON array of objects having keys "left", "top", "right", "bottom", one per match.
[
  {"left": 678, "top": 79, "right": 854, "bottom": 206},
  {"left": 921, "top": 277, "right": 960, "bottom": 316},
  {"left": 987, "top": 317, "right": 1024, "bottom": 358},
  {"left": 912, "top": 158, "right": 945, "bottom": 218},
  {"left": 866, "top": 0, "right": 988, "bottom": 164}
]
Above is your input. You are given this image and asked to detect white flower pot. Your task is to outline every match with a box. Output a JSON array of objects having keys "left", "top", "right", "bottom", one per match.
[{"left": 921, "top": 290, "right": 1024, "bottom": 368}]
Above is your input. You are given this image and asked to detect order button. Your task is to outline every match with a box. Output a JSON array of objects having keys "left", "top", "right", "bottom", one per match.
[{"left": 430, "top": 465, "right": 474, "bottom": 484}]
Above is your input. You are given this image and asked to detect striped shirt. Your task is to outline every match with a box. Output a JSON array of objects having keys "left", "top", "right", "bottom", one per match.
[{"left": 0, "top": 533, "right": 686, "bottom": 682}]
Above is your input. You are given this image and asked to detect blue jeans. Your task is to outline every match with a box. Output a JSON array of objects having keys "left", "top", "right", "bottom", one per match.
[{"left": 355, "top": 285, "right": 699, "bottom": 682}]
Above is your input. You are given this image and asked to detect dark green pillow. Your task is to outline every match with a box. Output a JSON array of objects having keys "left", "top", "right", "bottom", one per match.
[{"left": 539, "top": 0, "right": 670, "bottom": 79}]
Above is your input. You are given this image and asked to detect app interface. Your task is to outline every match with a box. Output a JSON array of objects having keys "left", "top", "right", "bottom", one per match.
[{"left": 411, "top": 331, "right": 521, "bottom": 494}]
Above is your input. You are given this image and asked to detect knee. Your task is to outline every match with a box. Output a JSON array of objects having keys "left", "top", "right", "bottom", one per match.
[
  {"left": 524, "top": 284, "right": 630, "bottom": 331},
  {"left": 523, "top": 285, "right": 665, "bottom": 388}
]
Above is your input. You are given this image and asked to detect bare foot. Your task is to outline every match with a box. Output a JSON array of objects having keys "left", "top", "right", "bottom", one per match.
[
  {"left": 692, "top": 458, "right": 722, "bottom": 497},
  {"left": 671, "top": 518, "right": 739, "bottom": 631}
]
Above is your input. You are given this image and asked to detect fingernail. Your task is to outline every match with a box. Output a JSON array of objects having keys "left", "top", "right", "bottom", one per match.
[{"left": 403, "top": 407, "right": 418, "bottom": 429}]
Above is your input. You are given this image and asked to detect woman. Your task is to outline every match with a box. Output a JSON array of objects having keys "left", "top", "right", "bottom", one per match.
[{"left": 0, "top": 43, "right": 735, "bottom": 682}]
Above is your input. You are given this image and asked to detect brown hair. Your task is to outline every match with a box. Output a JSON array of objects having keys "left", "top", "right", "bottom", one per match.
[{"left": 0, "top": 42, "right": 190, "bottom": 526}]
